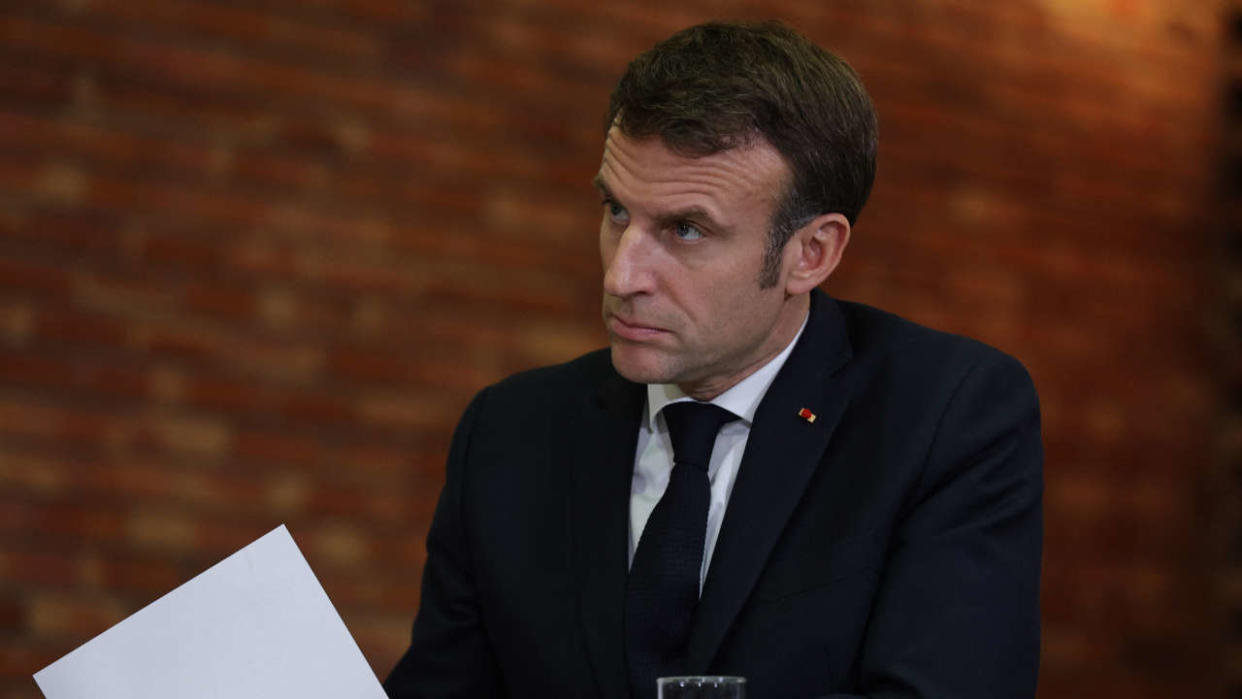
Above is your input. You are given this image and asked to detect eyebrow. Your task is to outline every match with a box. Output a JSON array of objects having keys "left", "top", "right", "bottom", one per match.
[
  {"left": 591, "top": 174, "right": 727, "bottom": 231},
  {"left": 592, "top": 173, "right": 609, "bottom": 197}
]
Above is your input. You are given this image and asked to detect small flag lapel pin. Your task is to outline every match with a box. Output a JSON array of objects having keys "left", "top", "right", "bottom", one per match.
[{"left": 798, "top": 407, "right": 817, "bottom": 423}]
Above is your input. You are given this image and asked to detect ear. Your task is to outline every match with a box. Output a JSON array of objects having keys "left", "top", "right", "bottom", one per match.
[{"left": 783, "top": 213, "right": 851, "bottom": 295}]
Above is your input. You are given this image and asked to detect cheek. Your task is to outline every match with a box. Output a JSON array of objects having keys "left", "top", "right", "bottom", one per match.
[
  {"left": 708, "top": 279, "right": 781, "bottom": 336},
  {"left": 682, "top": 277, "right": 748, "bottom": 335}
]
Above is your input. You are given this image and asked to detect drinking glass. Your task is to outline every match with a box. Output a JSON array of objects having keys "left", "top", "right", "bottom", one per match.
[{"left": 657, "top": 676, "right": 746, "bottom": 698}]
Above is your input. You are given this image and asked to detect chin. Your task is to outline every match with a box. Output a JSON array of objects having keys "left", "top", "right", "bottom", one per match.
[{"left": 609, "top": 345, "right": 677, "bottom": 386}]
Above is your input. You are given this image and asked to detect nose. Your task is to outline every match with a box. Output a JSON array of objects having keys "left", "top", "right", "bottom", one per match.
[{"left": 602, "top": 225, "right": 652, "bottom": 298}]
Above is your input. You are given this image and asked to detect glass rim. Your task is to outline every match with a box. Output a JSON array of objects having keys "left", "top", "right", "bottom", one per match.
[{"left": 656, "top": 676, "right": 747, "bottom": 684}]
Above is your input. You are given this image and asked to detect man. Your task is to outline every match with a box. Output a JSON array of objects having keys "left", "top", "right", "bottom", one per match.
[{"left": 385, "top": 20, "right": 1041, "bottom": 699}]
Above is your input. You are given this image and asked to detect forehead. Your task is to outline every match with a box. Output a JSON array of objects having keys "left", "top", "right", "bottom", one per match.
[{"left": 596, "top": 128, "right": 789, "bottom": 227}]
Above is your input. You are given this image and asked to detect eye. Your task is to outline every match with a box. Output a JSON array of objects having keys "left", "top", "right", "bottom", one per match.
[
  {"left": 673, "top": 221, "right": 704, "bottom": 241},
  {"left": 603, "top": 200, "right": 629, "bottom": 225}
]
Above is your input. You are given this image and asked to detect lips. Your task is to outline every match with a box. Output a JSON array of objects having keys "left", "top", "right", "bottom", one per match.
[{"left": 606, "top": 313, "right": 667, "bottom": 341}]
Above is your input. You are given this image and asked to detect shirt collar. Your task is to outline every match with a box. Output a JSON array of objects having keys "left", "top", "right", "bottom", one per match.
[{"left": 645, "top": 310, "right": 810, "bottom": 429}]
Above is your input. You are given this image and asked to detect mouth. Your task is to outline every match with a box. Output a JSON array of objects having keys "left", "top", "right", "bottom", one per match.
[{"left": 606, "top": 313, "right": 667, "bottom": 341}]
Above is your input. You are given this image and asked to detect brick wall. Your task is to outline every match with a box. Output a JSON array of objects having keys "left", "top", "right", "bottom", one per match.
[{"left": 0, "top": 1, "right": 1223, "bottom": 697}]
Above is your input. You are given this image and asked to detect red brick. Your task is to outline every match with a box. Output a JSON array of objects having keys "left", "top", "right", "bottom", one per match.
[
  {"left": 0, "top": 55, "right": 75, "bottom": 108},
  {"left": 0, "top": 500, "right": 126, "bottom": 546},
  {"left": 95, "top": 553, "right": 186, "bottom": 597},
  {"left": 233, "top": 428, "right": 321, "bottom": 467},
  {"left": 0, "top": 637, "right": 62, "bottom": 679},
  {"left": 26, "top": 591, "right": 128, "bottom": 640},
  {"left": 0, "top": 549, "right": 78, "bottom": 588},
  {"left": 137, "top": 232, "right": 224, "bottom": 268},
  {"left": 0, "top": 255, "right": 74, "bottom": 299}
]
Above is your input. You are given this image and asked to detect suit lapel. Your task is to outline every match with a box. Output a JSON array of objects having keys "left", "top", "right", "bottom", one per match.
[
  {"left": 572, "top": 364, "right": 644, "bottom": 699},
  {"left": 685, "top": 292, "right": 854, "bottom": 672}
]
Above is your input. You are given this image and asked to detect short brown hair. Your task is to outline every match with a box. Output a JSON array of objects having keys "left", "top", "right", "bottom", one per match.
[{"left": 607, "top": 21, "right": 877, "bottom": 287}]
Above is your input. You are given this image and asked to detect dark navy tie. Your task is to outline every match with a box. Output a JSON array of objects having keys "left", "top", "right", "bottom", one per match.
[{"left": 626, "top": 401, "right": 739, "bottom": 699}]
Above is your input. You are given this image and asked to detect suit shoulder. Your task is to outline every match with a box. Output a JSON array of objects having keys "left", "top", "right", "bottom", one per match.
[
  {"left": 476, "top": 347, "right": 615, "bottom": 408},
  {"left": 451, "top": 348, "right": 628, "bottom": 457}
]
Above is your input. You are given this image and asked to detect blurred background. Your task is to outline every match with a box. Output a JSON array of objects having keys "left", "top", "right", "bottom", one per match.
[{"left": 0, "top": 0, "right": 1230, "bottom": 697}]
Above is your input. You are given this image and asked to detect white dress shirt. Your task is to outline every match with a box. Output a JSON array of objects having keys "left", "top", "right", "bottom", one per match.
[{"left": 628, "top": 312, "right": 809, "bottom": 589}]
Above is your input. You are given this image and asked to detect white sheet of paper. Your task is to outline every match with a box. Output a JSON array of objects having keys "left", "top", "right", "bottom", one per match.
[{"left": 33, "top": 525, "right": 387, "bottom": 699}]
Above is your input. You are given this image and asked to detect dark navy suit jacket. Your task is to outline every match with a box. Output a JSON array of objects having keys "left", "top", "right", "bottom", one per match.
[{"left": 384, "top": 290, "right": 1043, "bottom": 698}]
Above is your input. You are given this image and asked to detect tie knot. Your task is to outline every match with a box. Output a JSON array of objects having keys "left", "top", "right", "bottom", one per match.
[{"left": 661, "top": 402, "right": 738, "bottom": 472}]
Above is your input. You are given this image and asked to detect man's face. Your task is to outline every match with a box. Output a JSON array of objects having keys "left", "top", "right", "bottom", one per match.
[{"left": 596, "top": 127, "right": 800, "bottom": 398}]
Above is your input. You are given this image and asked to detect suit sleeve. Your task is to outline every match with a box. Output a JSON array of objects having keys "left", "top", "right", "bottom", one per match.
[
  {"left": 829, "top": 352, "right": 1044, "bottom": 698},
  {"left": 384, "top": 389, "right": 505, "bottom": 698}
]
